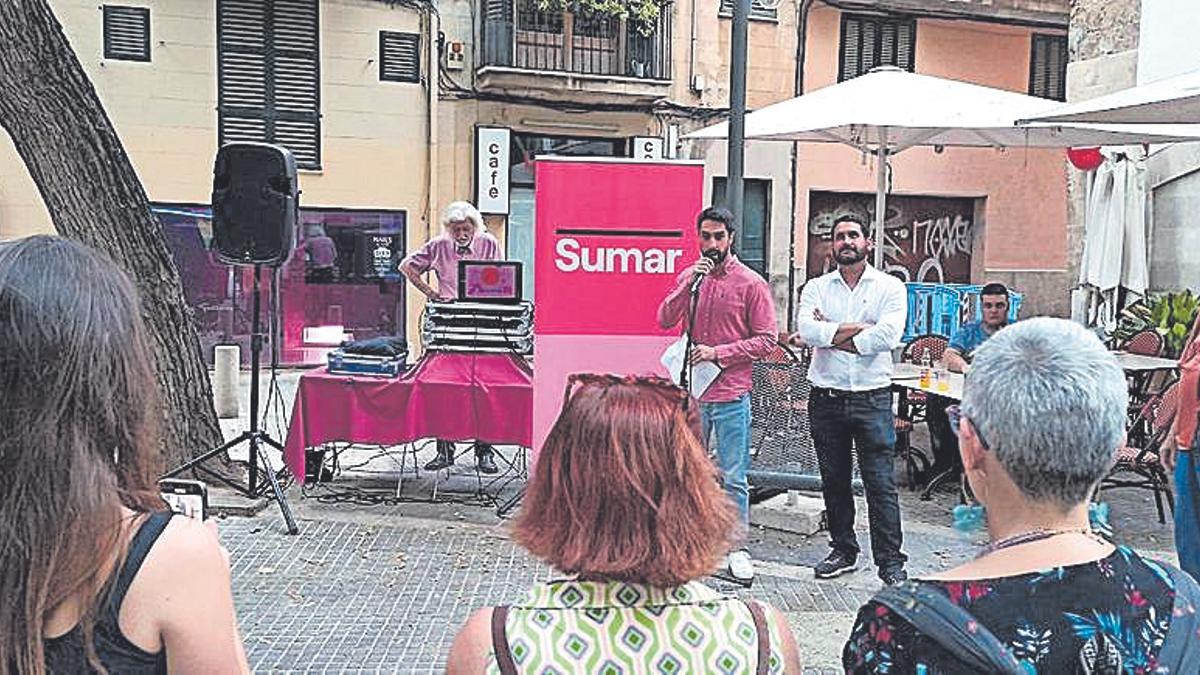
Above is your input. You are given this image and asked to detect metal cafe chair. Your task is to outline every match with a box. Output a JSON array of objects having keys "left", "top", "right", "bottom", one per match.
[
  {"left": 1100, "top": 381, "right": 1179, "bottom": 524},
  {"left": 895, "top": 334, "right": 950, "bottom": 490}
]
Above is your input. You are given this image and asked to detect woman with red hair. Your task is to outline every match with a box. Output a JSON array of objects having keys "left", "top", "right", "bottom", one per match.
[{"left": 447, "top": 374, "right": 801, "bottom": 674}]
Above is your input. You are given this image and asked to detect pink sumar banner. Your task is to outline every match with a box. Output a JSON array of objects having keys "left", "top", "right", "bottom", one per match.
[{"left": 532, "top": 157, "right": 704, "bottom": 454}]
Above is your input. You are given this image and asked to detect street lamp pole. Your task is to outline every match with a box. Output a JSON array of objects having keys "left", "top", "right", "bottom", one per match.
[{"left": 726, "top": 0, "right": 750, "bottom": 226}]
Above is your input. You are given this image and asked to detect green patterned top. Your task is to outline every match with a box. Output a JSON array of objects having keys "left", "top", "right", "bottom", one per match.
[{"left": 486, "top": 579, "right": 786, "bottom": 674}]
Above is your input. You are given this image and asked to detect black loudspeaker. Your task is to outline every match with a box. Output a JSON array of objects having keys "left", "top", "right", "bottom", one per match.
[{"left": 211, "top": 142, "right": 299, "bottom": 266}]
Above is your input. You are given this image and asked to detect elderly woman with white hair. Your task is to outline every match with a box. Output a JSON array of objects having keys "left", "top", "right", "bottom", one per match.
[
  {"left": 843, "top": 318, "right": 1200, "bottom": 674},
  {"left": 399, "top": 200, "right": 502, "bottom": 474}
]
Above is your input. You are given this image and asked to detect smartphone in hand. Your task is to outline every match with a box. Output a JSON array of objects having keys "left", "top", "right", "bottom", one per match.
[{"left": 159, "top": 479, "right": 208, "bottom": 520}]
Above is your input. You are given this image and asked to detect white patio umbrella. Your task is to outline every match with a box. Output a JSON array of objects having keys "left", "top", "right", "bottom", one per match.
[
  {"left": 1019, "top": 69, "right": 1200, "bottom": 125},
  {"left": 686, "top": 67, "right": 1200, "bottom": 268}
]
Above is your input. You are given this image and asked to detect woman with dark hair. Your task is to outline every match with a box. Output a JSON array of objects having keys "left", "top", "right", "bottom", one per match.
[
  {"left": 447, "top": 374, "right": 801, "bottom": 674},
  {"left": 0, "top": 236, "right": 249, "bottom": 674}
]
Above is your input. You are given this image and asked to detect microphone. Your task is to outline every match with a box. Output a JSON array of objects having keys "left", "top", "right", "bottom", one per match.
[{"left": 689, "top": 250, "right": 721, "bottom": 294}]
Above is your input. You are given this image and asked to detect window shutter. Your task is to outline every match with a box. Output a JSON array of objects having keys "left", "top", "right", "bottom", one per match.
[
  {"left": 218, "top": 0, "right": 321, "bottom": 169},
  {"left": 103, "top": 5, "right": 150, "bottom": 62},
  {"left": 218, "top": 0, "right": 268, "bottom": 145},
  {"left": 1029, "top": 34, "right": 1067, "bottom": 101},
  {"left": 839, "top": 15, "right": 862, "bottom": 82},
  {"left": 719, "top": 0, "right": 778, "bottom": 21},
  {"left": 482, "top": 0, "right": 514, "bottom": 67},
  {"left": 271, "top": 0, "right": 320, "bottom": 168},
  {"left": 839, "top": 13, "right": 916, "bottom": 82},
  {"left": 380, "top": 32, "right": 421, "bottom": 83},
  {"left": 896, "top": 19, "right": 915, "bottom": 71},
  {"left": 860, "top": 19, "right": 878, "bottom": 72}
]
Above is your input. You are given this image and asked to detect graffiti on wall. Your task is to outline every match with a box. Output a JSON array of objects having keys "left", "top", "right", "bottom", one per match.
[{"left": 806, "top": 191, "right": 976, "bottom": 283}]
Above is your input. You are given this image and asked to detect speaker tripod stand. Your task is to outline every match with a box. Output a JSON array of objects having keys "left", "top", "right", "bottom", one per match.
[{"left": 164, "top": 264, "right": 299, "bottom": 535}]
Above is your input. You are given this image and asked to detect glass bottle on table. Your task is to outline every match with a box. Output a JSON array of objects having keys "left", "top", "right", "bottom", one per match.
[{"left": 918, "top": 348, "right": 932, "bottom": 389}]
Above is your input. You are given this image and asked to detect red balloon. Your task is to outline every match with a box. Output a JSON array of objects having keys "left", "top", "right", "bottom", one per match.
[{"left": 1067, "top": 147, "right": 1104, "bottom": 171}]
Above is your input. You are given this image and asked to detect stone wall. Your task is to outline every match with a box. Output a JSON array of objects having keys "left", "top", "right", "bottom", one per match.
[{"left": 1069, "top": 0, "right": 1139, "bottom": 60}]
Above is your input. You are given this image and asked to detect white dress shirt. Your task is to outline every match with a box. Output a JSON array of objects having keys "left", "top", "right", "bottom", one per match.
[{"left": 795, "top": 265, "right": 908, "bottom": 391}]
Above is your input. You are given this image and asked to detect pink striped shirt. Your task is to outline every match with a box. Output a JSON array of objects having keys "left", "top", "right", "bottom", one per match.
[
  {"left": 401, "top": 232, "right": 501, "bottom": 301},
  {"left": 657, "top": 255, "right": 778, "bottom": 402}
]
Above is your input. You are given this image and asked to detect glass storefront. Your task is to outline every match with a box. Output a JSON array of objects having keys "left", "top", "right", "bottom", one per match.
[{"left": 155, "top": 203, "right": 407, "bottom": 366}]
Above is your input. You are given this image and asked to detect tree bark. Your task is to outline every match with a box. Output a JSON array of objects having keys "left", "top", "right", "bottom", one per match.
[{"left": 0, "top": 0, "right": 227, "bottom": 471}]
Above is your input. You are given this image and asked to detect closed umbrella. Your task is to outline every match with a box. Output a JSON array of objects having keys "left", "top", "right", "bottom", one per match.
[{"left": 1077, "top": 148, "right": 1149, "bottom": 330}]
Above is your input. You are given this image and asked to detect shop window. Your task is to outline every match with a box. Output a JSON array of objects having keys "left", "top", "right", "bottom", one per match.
[{"left": 154, "top": 204, "right": 406, "bottom": 366}]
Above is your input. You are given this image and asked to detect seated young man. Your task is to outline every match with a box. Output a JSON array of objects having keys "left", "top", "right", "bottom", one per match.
[{"left": 925, "top": 283, "right": 1012, "bottom": 479}]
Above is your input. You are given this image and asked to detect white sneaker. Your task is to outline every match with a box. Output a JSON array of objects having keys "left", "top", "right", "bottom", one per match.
[{"left": 727, "top": 549, "right": 755, "bottom": 583}]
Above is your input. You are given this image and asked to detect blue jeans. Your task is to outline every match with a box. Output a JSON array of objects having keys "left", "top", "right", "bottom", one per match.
[
  {"left": 809, "top": 387, "right": 907, "bottom": 572},
  {"left": 1175, "top": 436, "right": 1200, "bottom": 581},
  {"left": 700, "top": 394, "right": 751, "bottom": 529}
]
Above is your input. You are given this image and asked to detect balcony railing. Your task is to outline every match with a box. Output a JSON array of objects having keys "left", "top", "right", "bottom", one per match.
[{"left": 481, "top": 0, "right": 672, "bottom": 81}]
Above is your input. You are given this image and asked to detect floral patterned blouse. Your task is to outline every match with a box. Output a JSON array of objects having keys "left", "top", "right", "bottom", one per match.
[{"left": 843, "top": 546, "right": 1179, "bottom": 674}]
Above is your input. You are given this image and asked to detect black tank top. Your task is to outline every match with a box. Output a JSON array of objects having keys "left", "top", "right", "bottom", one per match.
[{"left": 44, "top": 512, "right": 173, "bottom": 674}]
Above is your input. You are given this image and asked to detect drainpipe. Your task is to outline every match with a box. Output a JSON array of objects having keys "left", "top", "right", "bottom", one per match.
[
  {"left": 794, "top": 0, "right": 815, "bottom": 96},
  {"left": 786, "top": 0, "right": 815, "bottom": 330},
  {"left": 688, "top": 0, "right": 699, "bottom": 92},
  {"left": 426, "top": 8, "right": 440, "bottom": 238}
]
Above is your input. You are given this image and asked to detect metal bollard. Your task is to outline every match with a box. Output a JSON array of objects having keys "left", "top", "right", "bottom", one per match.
[{"left": 213, "top": 345, "right": 241, "bottom": 419}]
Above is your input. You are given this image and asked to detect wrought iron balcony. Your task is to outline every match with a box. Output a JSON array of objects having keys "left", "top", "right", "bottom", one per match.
[{"left": 480, "top": 0, "right": 672, "bottom": 83}]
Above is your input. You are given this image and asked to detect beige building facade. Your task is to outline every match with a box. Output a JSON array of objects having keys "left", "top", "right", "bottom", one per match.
[{"left": 1, "top": 0, "right": 1071, "bottom": 363}]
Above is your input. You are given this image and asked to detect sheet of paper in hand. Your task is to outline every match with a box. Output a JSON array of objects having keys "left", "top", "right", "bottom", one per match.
[{"left": 661, "top": 335, "right": 721, "bottom": 399}]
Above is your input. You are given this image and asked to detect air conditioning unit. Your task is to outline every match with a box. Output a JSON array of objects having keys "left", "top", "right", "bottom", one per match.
[{"left": 445, "top": 40, "right": 465, "bottom": 70}]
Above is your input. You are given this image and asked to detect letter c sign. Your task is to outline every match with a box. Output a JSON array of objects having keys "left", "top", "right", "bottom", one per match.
[{"left": 632, "top": 136, "right": 663, "bottom": 160}]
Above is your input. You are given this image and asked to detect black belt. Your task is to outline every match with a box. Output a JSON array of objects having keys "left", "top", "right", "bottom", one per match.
[{"left": 811, "top": 386, "right": 890, "bottom": 399}]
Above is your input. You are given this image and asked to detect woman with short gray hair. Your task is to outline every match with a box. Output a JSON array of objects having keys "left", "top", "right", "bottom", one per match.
[{"left": 844, "top": 318, "right": 1200, "bottom": 674}]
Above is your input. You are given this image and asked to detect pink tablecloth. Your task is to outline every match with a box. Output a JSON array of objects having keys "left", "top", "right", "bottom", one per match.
[{"left": 283, "top": 352, "right": 533, "bottom": 483}]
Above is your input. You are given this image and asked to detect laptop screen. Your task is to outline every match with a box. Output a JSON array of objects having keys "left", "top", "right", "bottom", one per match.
[{"left": 458, "top": 260, "right": 523, "bottom": 303}]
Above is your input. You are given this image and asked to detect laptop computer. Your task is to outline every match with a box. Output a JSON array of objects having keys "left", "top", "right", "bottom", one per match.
[{"left": 457, "top": 260, "right": 523, "bottom": 304}]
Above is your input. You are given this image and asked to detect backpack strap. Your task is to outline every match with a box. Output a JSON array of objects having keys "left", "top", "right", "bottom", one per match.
[
  {"left": 743, "top": 600, "right": 771, "bottom": 675},
  {"left": 490, "top": 605, "right": 518, "bottom": 675},
  {"left": 873, "top": 581, "right": 1025, "bottom": 675},
  {"left": 1154, "top": 562, "right": 1200, "bottom": 672}
]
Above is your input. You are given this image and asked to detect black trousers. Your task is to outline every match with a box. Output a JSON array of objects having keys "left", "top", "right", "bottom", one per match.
[
  {"left": 435, "top": 440, "right": 494, "bottom": 456},
  {"left": 809, "top": 387, "right": 907, "bottom": 572},
  {"left": 925, "top": 394, "right": 961, "bottom": 474}
]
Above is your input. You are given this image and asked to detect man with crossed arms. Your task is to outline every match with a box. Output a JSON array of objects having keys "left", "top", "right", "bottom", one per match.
[{"left": 790, "top": 214, "right": 909, "bottom": 586}]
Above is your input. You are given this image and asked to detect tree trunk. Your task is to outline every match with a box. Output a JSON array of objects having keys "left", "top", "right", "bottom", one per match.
[{"left": 0, "top": 0, "right": 228, "bottom": 472}]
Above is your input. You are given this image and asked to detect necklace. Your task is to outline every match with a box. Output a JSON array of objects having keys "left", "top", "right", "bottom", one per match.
[{"left": 976, "top": 527, "right": 1101, "bottom": 559}]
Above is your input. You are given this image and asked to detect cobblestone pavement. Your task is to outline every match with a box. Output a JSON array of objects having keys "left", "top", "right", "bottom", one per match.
[{"left": 215, "top": 370, "right": 1179, "bottom": 672}]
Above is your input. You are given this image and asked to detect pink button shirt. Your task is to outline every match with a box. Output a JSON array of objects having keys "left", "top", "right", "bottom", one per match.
[
  {"left": 657, "top": 255, "right": 778, "bottom": 402},
  {"left": 401, "top": 232, "right": 502, "bottom": 301}
]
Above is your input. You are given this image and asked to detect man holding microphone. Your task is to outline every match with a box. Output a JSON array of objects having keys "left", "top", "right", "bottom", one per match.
[{"left": 657, "top": 206, "right": 778, "bottom": 584}]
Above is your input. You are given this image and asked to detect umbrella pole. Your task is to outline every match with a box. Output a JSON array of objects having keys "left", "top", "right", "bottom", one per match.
[{"left": 873, "top": 134, "right": 888, "bottom": 269}]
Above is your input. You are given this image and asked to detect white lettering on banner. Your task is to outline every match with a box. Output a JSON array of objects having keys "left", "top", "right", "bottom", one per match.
[
  {"left": 476, "top": 127, "right": 510, "bottom": 214},
  {"left": 554, "top": 237, "right": 683, "bottom": 274}
]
